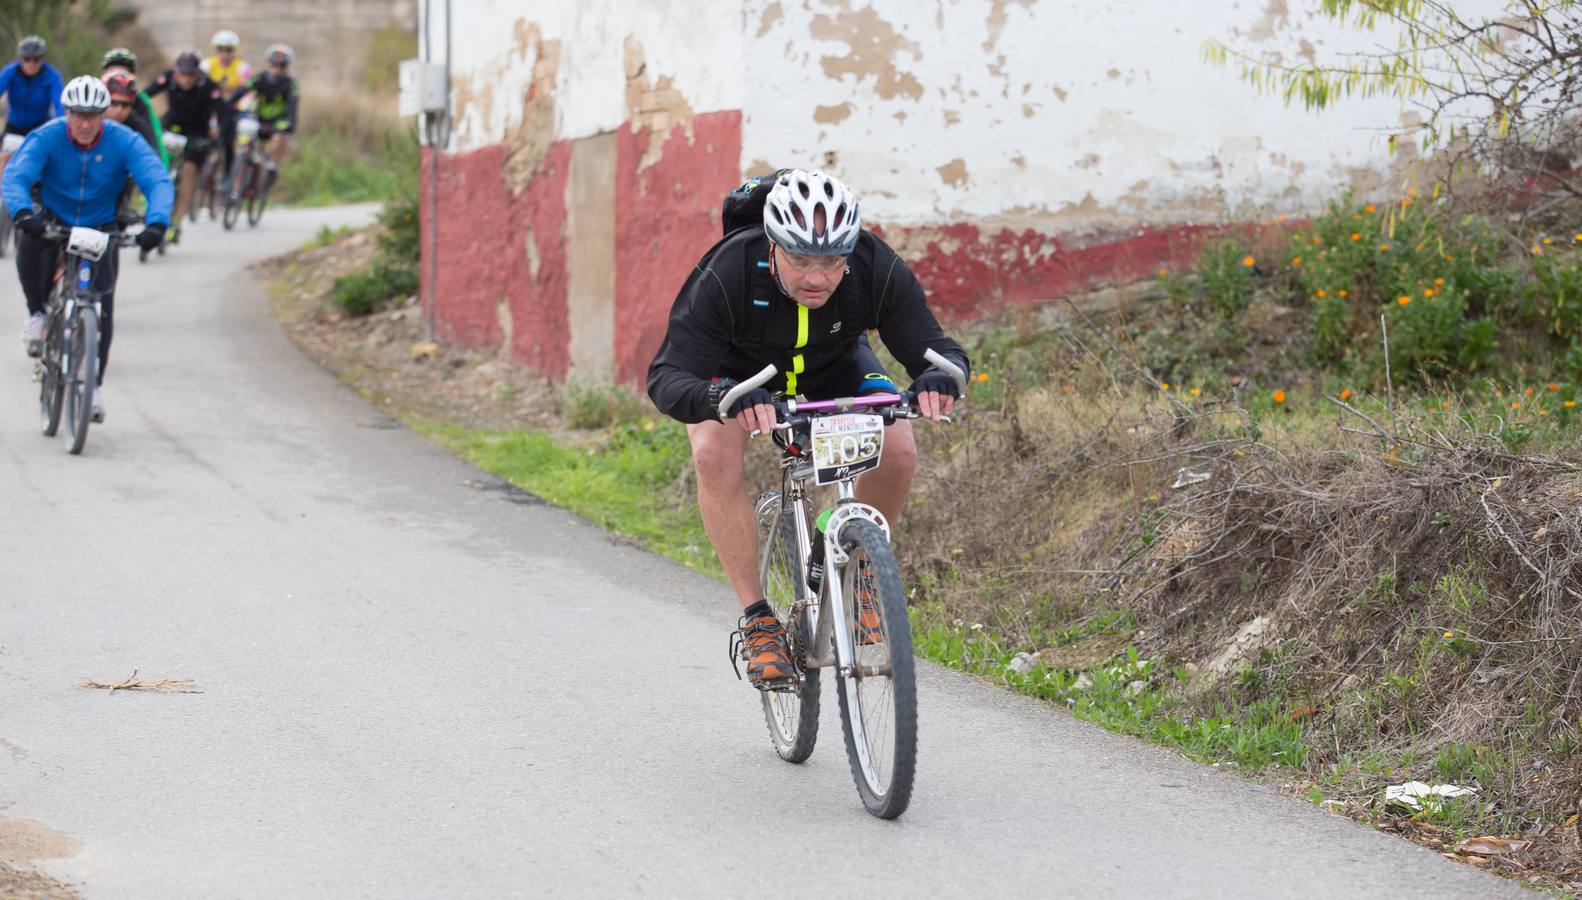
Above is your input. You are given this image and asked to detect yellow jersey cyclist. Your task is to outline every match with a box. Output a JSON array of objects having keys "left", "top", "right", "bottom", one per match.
[
  {"left": 202, "top": 30, "right": 251, "bottom": 176},
  {"left": 646, "top": 169, "right": 969, "bottom": 687},
  {"left": 228, "top": 45, "right": 299, "bottom": 193}
]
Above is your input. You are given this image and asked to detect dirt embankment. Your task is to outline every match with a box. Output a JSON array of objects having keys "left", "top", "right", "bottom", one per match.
[{"left": 257, "top": 229, "right": 558, "bottom": 430}]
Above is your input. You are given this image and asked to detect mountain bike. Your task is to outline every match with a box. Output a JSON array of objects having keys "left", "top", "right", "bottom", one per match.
[
  {"left": 721, "top": 348, "right": 966, "bottom": 819},
  {"left": 192, "top": 139, "right": 224, "bottom": 223},
  {"left": 35, "top": 224, "right": 134, "bottom": 455},
  {"left": 223, "top": 115, "right": 270, "bottom": 230},
  {"left": 0, "top": 133, "right": 23, "bottom": 259}
]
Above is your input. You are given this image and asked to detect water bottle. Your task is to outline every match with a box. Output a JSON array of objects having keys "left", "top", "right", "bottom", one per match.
[{"left": 806, "top": 509, "right": 833, "bottom": 595}]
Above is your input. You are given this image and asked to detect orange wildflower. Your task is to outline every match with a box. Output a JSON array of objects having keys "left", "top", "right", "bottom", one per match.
[
  {"left": 1338, "top": 289, "right": 1349, "bottom": 298},
  {"left": 1291, "top": 256, "right": 1303, "bottom": 266},
  {"left": 1350, "top": 232, "right": 1361, "bottom": 241},
  {"left": 1242, "top": 255, "right": 1256, "bottom": 267},
  {"left": 1548, "top": 383, "right": 1560, "bottom": 391},
  {"left": 1272, "top": 390, "right": 1287, "bottom": 404},
  {"left": 975, "top": 373, "right": 990, "bottom": 383},
  {"left": 1434, "top": 277, "right": 1445, "bottom": 286},
  {"left": 1315, "top": 290, "right": 1327, "bottom": 298},
  {"left": 1189, "top": 387, "right": 1201, "bottom": 397},
  {"left": 1567, "top": 400, "right": 1577, "bottom": 408},
  {"left": 1339, "top": 389, "right": 1352, "bottom": 400},
  {"left": 1364, "top": 203, "right": 1375, "bottom": 213},
  {"left": 1526, "top": 387, "right": 1535, "bottom": 397},
  {"left": 1398, "top": 295, "right": 1411, "bottom": 305},
  {"left": 1380, "top": 243, "right": 1391, "bottom": 251}
]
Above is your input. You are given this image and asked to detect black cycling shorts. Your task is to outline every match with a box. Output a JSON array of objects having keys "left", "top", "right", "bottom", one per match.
[
  {"left": 4, "top": 121, "right": 37, "bottom": 137},
  {"left": 180, "top": 136, "right": 214, "bottom": 165},
  {"left": 717, "top": 337, "right": 899, "bottom": 401}
]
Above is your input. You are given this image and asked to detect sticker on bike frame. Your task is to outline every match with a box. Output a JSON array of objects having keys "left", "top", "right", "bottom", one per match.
[{"left": 810, "top": 413, "right": 884, "bottom": 485}]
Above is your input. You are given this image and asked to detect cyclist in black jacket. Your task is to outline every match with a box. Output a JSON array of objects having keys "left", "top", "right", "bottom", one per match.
[
  {"left": 647, "top": 169, "right": 968, "bottom": 686},
  {"left": 145, "top": 51, "right": 224, "bottom": 240}
]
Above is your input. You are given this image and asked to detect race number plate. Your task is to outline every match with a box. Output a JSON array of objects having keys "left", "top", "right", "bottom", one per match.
[{"left": 810, "top": 414, "right": 884, "bottom": 485}]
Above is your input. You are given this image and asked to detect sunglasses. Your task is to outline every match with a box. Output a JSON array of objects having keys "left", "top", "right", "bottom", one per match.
[
  {"left": 20, "top": 56, "right": 43, "bottom": 64},
  {"left": 110, "top": 100, "right": 133, "bottom": 109}
]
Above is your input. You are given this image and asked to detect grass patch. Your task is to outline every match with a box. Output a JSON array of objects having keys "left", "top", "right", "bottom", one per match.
[{"left": 419, "top": 418, "right": 718, "bottom": 578}]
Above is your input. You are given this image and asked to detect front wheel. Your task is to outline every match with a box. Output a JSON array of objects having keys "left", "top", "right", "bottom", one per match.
[
  {"left": 755, "top": 491, "right": 820, "bottom": 763},
  {"left": 64, "top": 308, "right": 97, "bottom": 455},
  {"left": 247, "top": 170, "right": 270, "bottom": 227},
  {"left": 222, "top": 160, "right": 246, "bottom": 231},
  {"left": 833, "top": 520, "right": 917, "bottom": 819}
]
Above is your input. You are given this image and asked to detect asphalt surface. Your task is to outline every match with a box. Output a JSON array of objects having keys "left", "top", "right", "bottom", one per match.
[{"left": 0, "top": 206, "right": 1528, "bottom": 899}]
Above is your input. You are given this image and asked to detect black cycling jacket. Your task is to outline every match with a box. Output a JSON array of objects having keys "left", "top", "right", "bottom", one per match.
[
  {"left": 145, "top": 70, "right": 224, "bottom": 136},
  {"left": 647, "top": 228, "right": 969, "bottom": 424}
]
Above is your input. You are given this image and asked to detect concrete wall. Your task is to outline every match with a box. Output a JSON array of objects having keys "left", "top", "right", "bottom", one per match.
[
  {"left": 419, "top": 0, "right": 1482, "bottom": 383},
  {"left": 133, "top": 0, "right": 416, "bottom": 87}
]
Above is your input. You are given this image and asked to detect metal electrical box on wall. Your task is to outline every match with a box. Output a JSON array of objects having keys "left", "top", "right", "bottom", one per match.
[{"left": 398, "top": 59, "right": 448, "bottom": 117}]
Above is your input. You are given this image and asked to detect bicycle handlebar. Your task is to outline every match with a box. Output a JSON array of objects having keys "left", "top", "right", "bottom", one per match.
[
  {"left": 715, "top": 347, "right": 968, "bottom": 422},
  {"left": 39, "top": 223, "right": 142, "bottom": 248}
]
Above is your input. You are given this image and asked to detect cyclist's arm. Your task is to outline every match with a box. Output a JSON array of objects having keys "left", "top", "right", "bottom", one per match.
[
  {"left": 646, "top": 260, "right": 739, "bottom": 423},
  {"left": 46, "top": 65, "right": 64, "bottom": 117},
  {"left": 0, "top": 63, "right": 15, "bottom": 98},
  {"left": 3, "top": 130, "right": 44, "bottom": 217},
  {"left": 228, "top": 77, "right": 255, "bottom": 106},
  {"left": 868, "top": 237, "right": 971, "bottom": 381},
  {"left": 143, "top": 71, "right": 170, "bottom": 98},
  {"left": 126, "top": 134, "right": 173, "bottom": 226},
  {"left": 280, "top": 77, "right": 300, "bottom": 131}
]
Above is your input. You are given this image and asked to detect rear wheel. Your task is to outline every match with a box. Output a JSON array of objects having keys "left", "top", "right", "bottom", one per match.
[
  {"left": 38, "top": 312, "right": 63, "bottom": 437},
  {"left": 833, "top": 520, "right": 916, "bottom": 819},
  {"left": 64, "top": 308, "right": 97, "bottom": 455},
  {"left": 755, "top": 491, "right": 820, "bottom": 763}
]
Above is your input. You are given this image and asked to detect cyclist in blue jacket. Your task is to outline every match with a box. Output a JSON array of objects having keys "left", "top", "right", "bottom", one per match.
[
  {"left": 3, "top": 77, "right": 171, "bottom": 422},
  {"left": 0, "top": 36, "right": 65, "bottom": 168}
]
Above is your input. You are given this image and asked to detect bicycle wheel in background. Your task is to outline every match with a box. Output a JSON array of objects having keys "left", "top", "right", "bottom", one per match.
[
  {"left": 755, "top": 491, "right": 820, "bottom": 763},
  {"left": 222, "top": 160, "right": 246, "bottom": 231},
  {"left": 38, "top": 316, "right": 64, "bottom": 437},
  {"left": 833, "top": 519, "right": 917, "bottom": 819},
  {"left": 64, "top": 309, "right": 97, "bottom": 455},
  {"left": 247, "top": 173, "right": 269, "bottom": 227}
]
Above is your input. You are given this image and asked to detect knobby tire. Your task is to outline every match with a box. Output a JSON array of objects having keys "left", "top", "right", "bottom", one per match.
[
  {"left": 756, "top": 491, "right": 820, "bottom": 763},
  {"left": 833, "top": 520, "right": 917, "bottom": 819},
  {"left": 38, "top": 312, "right": 63, "bottom": 437},
  {"left": 65, "top": 309, "right": 96, "bottom": 455}
]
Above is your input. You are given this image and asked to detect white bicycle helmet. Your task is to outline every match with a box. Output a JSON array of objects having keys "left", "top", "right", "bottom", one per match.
[
  {"left": 212, "top": 30, "right": 240, "bottom": 50},
  {"left": 763, "top": 169, "right": 861, "bottom": 256},
  {"left": 61, "top": 76, "right": 111, "bottom": 113}
]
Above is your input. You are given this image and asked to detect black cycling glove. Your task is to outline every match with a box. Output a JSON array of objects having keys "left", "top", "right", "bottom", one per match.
[
  {"left": 706, "top": 378, "right": 773, "bottom": 419},
  {"left": 13, "top": 210, "right": 45, "bottom": 238},
  {"left": 136, "top": 223, "right": 166, "bottom": 252},
  {"left": 910, "top": 367, "right": 961, "bottom": 399},
  {"left": 728, "top": 388, "right": 772, "bottom": 417}
]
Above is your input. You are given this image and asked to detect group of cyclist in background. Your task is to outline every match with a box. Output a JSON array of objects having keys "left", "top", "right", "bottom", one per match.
[{"left": 0, "top": 31, "right": 301, "bottom": 423}]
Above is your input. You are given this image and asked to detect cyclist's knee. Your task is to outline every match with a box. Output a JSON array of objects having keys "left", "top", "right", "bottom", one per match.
[
  {"left": 883, "top": 419, "right": 918, "bottom": 476},
  {"left": 688, "top": 422, "right": 747, "bottom": 484}
]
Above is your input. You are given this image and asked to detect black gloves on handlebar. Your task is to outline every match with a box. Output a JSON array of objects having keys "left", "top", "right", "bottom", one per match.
[
  {"left": 708, "top": 378, "right": 773, "bottom": 419},
  {"left": 910, "top": 367, "right": 961, "bottom": 399},
  {"left": 13, "top": 210, "right": 45, "bottom": 238},
  {"left": 136, "top": 223, "right": 166, "bottom": 252}
]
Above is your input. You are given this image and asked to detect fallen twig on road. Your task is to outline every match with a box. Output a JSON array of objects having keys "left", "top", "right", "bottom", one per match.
[{"left": 75, "top": 669, "right": 203, "bottom": 694}]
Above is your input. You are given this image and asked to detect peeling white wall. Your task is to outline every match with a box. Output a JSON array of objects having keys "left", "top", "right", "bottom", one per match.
[
  {"left": 434, "top": 0, "right": 742, "bottom": 153},
  {"left": 743, "top": 0, "right": 1507, "bottom": 228},
  {"left": 429, "top": 0, "right": 1509, "bottom": 227}
]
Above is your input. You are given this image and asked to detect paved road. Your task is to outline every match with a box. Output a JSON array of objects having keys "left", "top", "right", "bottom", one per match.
[{"left": 0, "top": 207, "right": 1524, "bottom": 899}]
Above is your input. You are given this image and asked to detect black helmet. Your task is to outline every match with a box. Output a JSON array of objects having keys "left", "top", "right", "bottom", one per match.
[
  {"left": 174, "top": 51, "right": 201, "bottom": 74},
  {"left": 102, "top": 47, "right": 137, "bottom": 72},
  {"left": 18, "top": 35, "right": 46, "bottom": 58},
  {"left": 267, "top": 44, "right": 293, "bottom": 66}
]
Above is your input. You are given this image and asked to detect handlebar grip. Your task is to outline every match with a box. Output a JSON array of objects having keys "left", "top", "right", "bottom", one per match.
[
  {"left": 716, "top": 363, "right": 779, "bottom": 420},
  {"left": 923, "top": 348, "right": 968, "bottom": 397}
]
